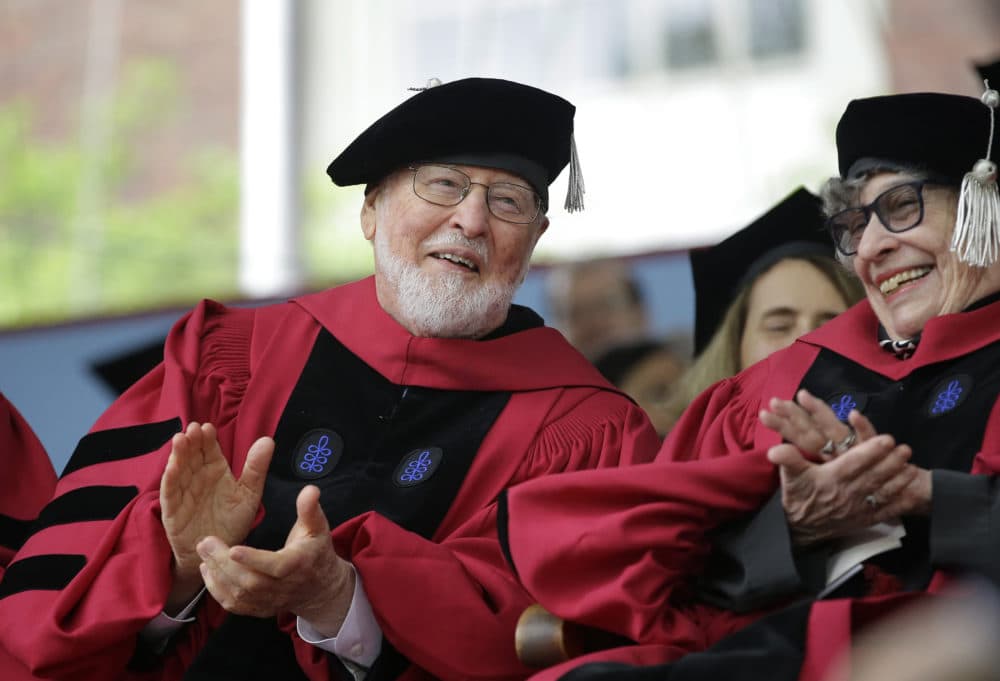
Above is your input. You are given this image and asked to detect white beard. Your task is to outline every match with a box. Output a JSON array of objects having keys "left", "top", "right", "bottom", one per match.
[{"left": 374, "top": 230, "right": 529, "bottom": 338}]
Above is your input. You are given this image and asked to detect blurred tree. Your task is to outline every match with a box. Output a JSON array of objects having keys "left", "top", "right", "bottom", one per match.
[
  {"left": 301, "top": 177, "right": 373, "bottom": 291},
  {"left": 0, "top": 59, "right": 240, "bottom": 328}
]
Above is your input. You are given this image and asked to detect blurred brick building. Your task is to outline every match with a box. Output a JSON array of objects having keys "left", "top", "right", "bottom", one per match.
[
  {"left": 885, "top": 0, "right": 1000, "bottom": 95},
  {"left": 0, "top": 0, "right": 240, "bottom": 194}
]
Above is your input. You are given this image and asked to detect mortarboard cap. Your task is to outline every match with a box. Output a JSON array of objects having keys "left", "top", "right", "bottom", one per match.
[
  {"left": 975, "top": 57, "right": 1000, "bottom": 88},
  {"left": 690, "top": 187, "right": 832, "bottom": 355},
  {"left": 326, "top": 77, "right": 583, "bottom": 212},
  {"left": 836, "top": 92, "right": 999, "bottom": 185},
  {"left": 90, "top": 338, "right": 165, "bottom": 396}
]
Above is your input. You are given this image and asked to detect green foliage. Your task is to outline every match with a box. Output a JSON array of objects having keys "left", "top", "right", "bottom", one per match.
[
  {"left": 0, "top": 57, "right": 382, "bottom": 329},
  {"left": 300, "top": 178, "right": 373, "bottom": 289},
  {"left": 0, "top": 59, "right": 239, "bottom": 328}
]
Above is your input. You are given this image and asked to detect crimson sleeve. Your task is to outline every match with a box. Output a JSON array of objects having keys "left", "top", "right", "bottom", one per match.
[
  {"left": 0, "top": 392, "right": 56, "bottom": 567},
  {"left": 504, "top": 374, "right": 781, "bottom": 649},
  {"left": 0, "top": 301, "right": 255, "bottom": 679}
]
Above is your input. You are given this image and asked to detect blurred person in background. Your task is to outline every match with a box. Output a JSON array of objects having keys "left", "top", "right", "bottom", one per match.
[
  {"left": 547, "top": 258, "right": 651, "bottom": 359},
  {"left": 594, "top": 338, "right": 688, "bottom": 437},
  {"left": 827, "top": 581, "right": 1000, "bottom": 681},
  {"left": 663, "top": 188, "right": 864, "bottom": 426}
]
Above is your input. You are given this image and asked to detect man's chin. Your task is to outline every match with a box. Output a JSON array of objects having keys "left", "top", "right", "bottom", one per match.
[
  {"left": 407, "top": 286, "right": 512, "bottom": 338},
  {"left": 378, "top": 251, "right": 519, "bottom": 337}
]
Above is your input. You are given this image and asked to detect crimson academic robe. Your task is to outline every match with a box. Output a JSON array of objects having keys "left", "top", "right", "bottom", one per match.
[
  {"left": 504, "top": 297, "right": 1000, "bottom": 681},
  {"left": 0, "top": 392, "right": 56, "bottom": 681},
  {"left": 0, "top": 392, "right": 55, "bottom": 569},
  {"left": 0, "top": 277, "right": 660, "bottom": 681}
]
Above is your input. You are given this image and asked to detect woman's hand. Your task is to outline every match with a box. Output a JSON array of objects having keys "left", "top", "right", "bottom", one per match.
[
  {"left": 760, "top": 389, "right": 874, "bottom": 460},
  {"left": 766, "top": 435, "right": 917, "bottom": 545},
  {"left": 760, "top": 390, "right": 929, "bottom": 545}
]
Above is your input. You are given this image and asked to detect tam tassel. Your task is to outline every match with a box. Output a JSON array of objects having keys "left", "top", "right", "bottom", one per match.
[
  {"left": 408, "top": 77, "right": 443, "bottom": 92},
  {"left": 951, "top": 81, "right": 1000, "bottom": 266},
  {"left": 563, "top": 132, "right": 586, "bottom": 213}
]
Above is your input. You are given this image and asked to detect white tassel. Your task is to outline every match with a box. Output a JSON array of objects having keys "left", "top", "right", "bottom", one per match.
[
  {"left": 951, "top": 82, "right": 1000, "bottom": 266},
  {"left": 563, "top": 132, "right": 586, "bottom": 213},
  {"left": 952, "top": 160, "right": 1000, "bottom": 266}
]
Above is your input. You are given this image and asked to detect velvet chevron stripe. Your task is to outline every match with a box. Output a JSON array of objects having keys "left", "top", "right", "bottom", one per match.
[
  {"left": 0, "top": 514, "right": 33, "bottom": 554},
  {"left": 0, "top": 554, "right": 87, "bottom": 600},
  {"left": 61, "top": 418, "right": 182, "bottom": 476},
  {"left": 34, "top": 486, "right": 139, "bottom": 530}
]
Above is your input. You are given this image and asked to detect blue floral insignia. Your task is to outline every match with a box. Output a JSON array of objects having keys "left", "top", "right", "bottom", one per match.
[
  {"left": 292, "top": 428, "right": 344, "bottom": 480},
  {"left": 829, "top": 394, "right": 858, "bottom": 422},
  {"left": 394, "top": 447, "right": 443, "bottom": 487},
  {"left": 926, "top": 374, "right": 973, "bottom": 417}
]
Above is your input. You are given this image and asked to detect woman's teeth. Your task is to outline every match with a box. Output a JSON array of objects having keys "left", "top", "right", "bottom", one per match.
[{"left": 879, "top": 266, "right": 931, "bottom": 295}]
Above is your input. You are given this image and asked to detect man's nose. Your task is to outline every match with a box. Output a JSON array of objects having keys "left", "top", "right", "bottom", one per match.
[{"left": 451, "top": 184, "right": 491, "bottom": 237}]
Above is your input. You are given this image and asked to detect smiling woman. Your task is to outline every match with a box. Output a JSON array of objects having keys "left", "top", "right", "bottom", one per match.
[
  {"left": 497, "top": 84, "right": 1000, "bottom": 681},
  {"left": 825, "top": 95, "right": 1000, "bottom": 332}
]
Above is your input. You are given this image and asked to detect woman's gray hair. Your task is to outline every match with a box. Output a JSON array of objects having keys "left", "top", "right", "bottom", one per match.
[
  {"left": 819, "top": 161, "right": 938, "bottom": 218},
  {"left": 819, "top": 175, "right": 868, "bottom": 219}
]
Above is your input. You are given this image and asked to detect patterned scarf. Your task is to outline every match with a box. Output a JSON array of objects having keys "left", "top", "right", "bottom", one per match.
[
  {"left": 877, "top": 325, "right": 919, "bottom": 360},
  {"left": 875, "top": 292, "right": 1000, "bottom": 359}
]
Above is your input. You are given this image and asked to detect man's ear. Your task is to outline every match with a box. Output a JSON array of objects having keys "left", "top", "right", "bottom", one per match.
[
  {"left": 360, "top": 184, "right": 381, "bottom": 241},
  {"left": 537, "top": 215, "right": 550, "bottom": 239},
  {"left": 528, "top": 215, "right": 549, "bottom": 251}
]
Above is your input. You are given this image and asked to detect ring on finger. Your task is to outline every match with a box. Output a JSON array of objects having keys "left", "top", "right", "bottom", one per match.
[
  {"left": 819, "top": 439, "right": 835, "bottom": 456},
  {"left": 834, "top": 426, "right": 857, "bottom": 454},
  {"left": 864, "top": 493, "right": 880, "bottom": 509}
]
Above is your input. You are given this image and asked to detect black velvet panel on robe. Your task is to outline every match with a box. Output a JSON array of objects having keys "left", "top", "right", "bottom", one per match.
[
  {"left": 799, "top": 341, "right": 1000, "bottom": 591},
  {"left": 183, "top": 330, "right": 512, "bottom": 681}
]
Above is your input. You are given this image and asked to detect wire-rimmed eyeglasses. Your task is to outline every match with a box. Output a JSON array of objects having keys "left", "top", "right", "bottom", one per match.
[
  {"left": 408, "top": 164, "right": 542, "bottom": 224},
  {"left": 826, "top": 181, "right": 930, "bottom": 256}
]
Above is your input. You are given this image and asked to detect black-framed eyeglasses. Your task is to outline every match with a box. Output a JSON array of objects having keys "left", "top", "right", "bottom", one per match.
[
  {"left": 826, "top": 181, "right": 929, "bottom": 256},
  {"left": 408, "top": 164, "right": 542, "bottom": 225}
]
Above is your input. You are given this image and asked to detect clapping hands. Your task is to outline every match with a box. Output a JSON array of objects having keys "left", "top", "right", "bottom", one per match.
[{"left": 759, "top": 390, "right": 931, "bottom": 545}]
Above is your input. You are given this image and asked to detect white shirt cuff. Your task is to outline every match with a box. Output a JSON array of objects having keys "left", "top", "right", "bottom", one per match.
[
  {"left": 297, "top": 565, "right": 382, "bottom": 668},
  {"left": 140, "top": 587, "right": 205, "bottom": 650}
]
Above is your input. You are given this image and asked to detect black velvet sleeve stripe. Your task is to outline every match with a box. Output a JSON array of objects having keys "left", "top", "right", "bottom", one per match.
[
  {"left": 496, "top": 490, "right": 519, "bottom": 579},
  {"left": 0, "top": 514, "right": 33, "bottom": 554},
  {"left": 33, "top": 486, "right": 139, "bottom": 531},
  {"left": 0, "top": 554, "right": 87, "bottom": 600},
  {"left": 61, "top": 418, "right": 182, "bottom": 476}
]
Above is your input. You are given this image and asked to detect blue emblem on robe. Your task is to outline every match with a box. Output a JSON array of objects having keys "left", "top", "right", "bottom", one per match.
[
  {"left": 825, "top": 392, "right": 867, "bottom": 422},
  {"left": 926, "top": 374, "right": 973, "bottom": 417},
  {"left": 293, "top": 429, "right": 344, "bottom": 480},
  {"left": 394, "top": 447, "right": 443, "bottom": 487}
]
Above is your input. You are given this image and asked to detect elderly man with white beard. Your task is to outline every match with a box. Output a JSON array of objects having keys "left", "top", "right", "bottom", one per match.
[{"left": 0, "top": 78, "right": 661, "bottom": 681}]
